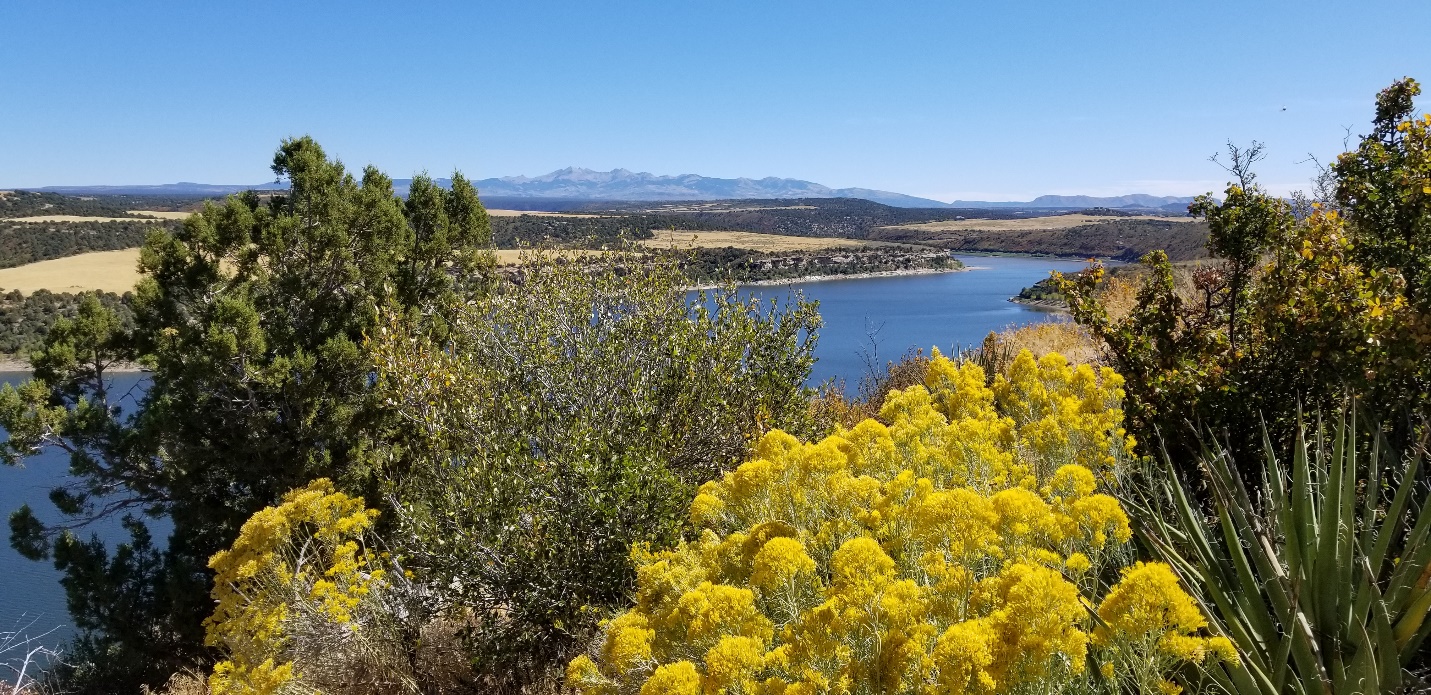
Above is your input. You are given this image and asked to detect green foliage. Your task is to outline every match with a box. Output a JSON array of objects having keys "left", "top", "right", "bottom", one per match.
[
  {"left": 1127, "top": 411, "right": 1431, "bottom": 694},
  {"left": 876, "top": 217, "right": 1211, "bottom": 262},
  {"left": 0, "top": 219, "right": 164, "bottom": 268},
  {"left": 371, "top": 249, "right": 821, "bottom": 692},
  {"left": 1015, "top": 277, "right": 1066, "bottom": 304},
  {"left": 1057, "top": 78, "right": 1431, "bottom": 467},
  {"left": 490, "top": 213, "right": 706, "bottom": 248},
  {"left": 639, "top": 198, "right": 1004, "bottom": 239},
  {"left": 1188, "top": 166, "right": 1294, "bottom": 352},
  {"left": 42, "top": 517, "right": 192, "bottom": 691},
  {"left": 0, "top": 190, "right": 143, "bottom": 219},
  {"left": 674, "top": 246, "right": 959, "bottom": 285},
  {"left": 0, "top": 289, "right": 133, "bottom": 356},
  {"left": 0, "top": 137, "right": 494, "bottom": 692}
]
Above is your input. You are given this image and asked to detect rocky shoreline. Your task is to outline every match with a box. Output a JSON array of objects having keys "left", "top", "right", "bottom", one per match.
[
  {"left": 1008, "top": 296, "right": 1067, "bottom": 312},
  {"left": 0, "top": 358, "right": 147, "bottom": 373}
]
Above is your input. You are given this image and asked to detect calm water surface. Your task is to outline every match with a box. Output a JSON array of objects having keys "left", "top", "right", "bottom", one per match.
[
  {"left": 735, "top": 255, "right": 1091, "bottom": 385},
  {"left": 0, "top": 253, "right": 1091, "bottom": 652}
]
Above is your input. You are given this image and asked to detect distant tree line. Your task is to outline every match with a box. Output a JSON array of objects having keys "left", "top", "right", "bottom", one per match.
[
  {"left": 0, "top": 191, "right": 146, "bottom": 218},
  {"left": 0, "top": 220, "right": 172, "bottom": 268},
  {"left": 643, "top": 198, "right": 1007, "bottom": 239},
  {"left": 490, "top": 213, "right": 715, "bottom": 247},
  {"left": 674, "top": 245, "right": 960, "bottom": 284},
  {"left": 871, "top": 218, "right": 1212, "bottom": 262},
  {"left": 0, "top": 289, "right": 133, "bottom": 355}
]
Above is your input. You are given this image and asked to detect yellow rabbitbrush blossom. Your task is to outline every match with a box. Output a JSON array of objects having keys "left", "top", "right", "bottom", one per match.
[
  {"left": 1094, "top": 562, "right": 1238, "bottom": 695},
  {"left": 205, "top": 479, "right": 385, "bottom": 695},
  {"left": 571, "top": 350, "right": 1233, "bottom": 695}
]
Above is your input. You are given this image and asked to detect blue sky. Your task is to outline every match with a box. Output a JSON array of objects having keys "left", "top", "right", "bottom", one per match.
[{"left": 1, "top": 1, "right": 1427, "bottom": 201}]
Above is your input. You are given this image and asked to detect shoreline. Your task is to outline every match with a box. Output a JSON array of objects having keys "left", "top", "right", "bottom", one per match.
[
  {"left": 1007, "top": 296, "right": 1068, "bottom": 313},
  {"left": 687, "top": 264, "right": 969, "bottom": 291},
  {"left": 0, "top": 359, "right": 147, "bottom": 374}
]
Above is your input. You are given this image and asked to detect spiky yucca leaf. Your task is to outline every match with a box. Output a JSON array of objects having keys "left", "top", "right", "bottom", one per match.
[{"left": 1129, "top": 410, "right": 1430, "bottom": 695}]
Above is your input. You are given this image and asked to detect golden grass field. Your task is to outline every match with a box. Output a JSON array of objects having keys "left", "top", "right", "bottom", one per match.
[
  {"left": 883, "top": 214, "right": 1192, "bottom": 233},
  {"left": 0, "top": 249, "right": 142, "bottom": 294},
  {"left": 129, "top": 210, "right": 193, "bottom": 220},
  {"left": 5, "top": 214, "right": 168, "bottom": 223},
  {"left": 641, "top": 230, "right": 874, "bottom": 252}
]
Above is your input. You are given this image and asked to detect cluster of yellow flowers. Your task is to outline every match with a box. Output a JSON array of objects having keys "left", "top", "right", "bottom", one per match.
[
  {"left": 569, "top": 350, "right": 1234, "bottom": 695},
  {"left": 205, "top": 479, "right": 385, "bottom": 695}
]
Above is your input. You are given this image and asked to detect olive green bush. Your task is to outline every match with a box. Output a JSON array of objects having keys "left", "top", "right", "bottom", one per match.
[
  {"left": 1058, "top": 78, "right": 1431, "bottom": 472},
  {"left": 371, "top": 249, "right": 822, "bottom": 692}
]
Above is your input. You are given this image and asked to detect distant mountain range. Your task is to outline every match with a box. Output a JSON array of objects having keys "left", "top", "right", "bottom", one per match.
[
  {"left": 30, "top": 168, "right": 1196, "bottom": 210},
  {"left": 463, "top": 168, "right": 965, "bottom": 208}
]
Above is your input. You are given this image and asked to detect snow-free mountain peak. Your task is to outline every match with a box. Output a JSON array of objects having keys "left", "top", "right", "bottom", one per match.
[{"left": 30, "top": 169, "right": 1198, "bottom": 210}]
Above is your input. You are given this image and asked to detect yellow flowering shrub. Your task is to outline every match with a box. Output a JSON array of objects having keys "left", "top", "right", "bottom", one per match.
[
  {"left": 570, "top": 350, "right": 1234, "bottom": 695},
  {"left": 1093, "top": 562, "right": 1238, "bottom": 695},
  {"left": 205, "top": 479, "right": 386, "bottom": 695}
]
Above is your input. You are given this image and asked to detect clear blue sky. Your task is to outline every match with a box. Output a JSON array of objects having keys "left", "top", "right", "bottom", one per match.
[{"left": 1, "top": 1, "right": 1426, "bottom": 201}]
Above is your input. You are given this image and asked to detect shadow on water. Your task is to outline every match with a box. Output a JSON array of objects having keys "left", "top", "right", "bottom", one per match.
[{"left": 0, "top": 371, "right": 160, "bottom": 655}]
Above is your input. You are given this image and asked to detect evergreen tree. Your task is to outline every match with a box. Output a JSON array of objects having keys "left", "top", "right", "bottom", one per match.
[{"left": 0, "top": 137, "right": 493, "bottom": 692}]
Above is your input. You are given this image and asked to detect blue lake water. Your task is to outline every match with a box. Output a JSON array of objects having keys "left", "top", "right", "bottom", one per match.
[
  {"left": 733, "top": 255, "right": 1090, "bottom": 386},
  {"left": 0, "top": 253, "right": 1091, "bottom": 653},
  {"left": 0, "top": 372, "right": 151, "bottom": 656}
]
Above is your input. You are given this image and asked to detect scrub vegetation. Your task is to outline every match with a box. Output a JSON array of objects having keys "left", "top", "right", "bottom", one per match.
[{"left": 1, "top": 79, "right": 1429, "bottom": 695}]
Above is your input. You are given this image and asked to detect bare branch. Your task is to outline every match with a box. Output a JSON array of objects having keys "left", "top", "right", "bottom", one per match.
[{"left": 1209, "top": 140, "right": 1267, "bottom": 189}]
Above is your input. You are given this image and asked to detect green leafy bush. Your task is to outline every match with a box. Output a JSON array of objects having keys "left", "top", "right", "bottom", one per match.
[
  {"left": 371, "top": 249, "right": 821, "bottom": 692},
  {"left": 1057, "top": 78, "right": 1431, "bottom": 470}
]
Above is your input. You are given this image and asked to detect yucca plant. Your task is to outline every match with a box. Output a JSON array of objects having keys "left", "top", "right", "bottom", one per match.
[{"left": 1128, "top": 409, "right": 1431, "bottom": 694}]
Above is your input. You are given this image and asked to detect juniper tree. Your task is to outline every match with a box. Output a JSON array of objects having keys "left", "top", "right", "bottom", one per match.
[{"left": 0, "top": 136, "right": 493, "bottom": 692}]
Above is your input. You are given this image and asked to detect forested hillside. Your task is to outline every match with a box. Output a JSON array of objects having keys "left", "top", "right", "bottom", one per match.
[
  {"left": 574, "top": 199, "right": 1201, "bottom": 259},
  {"left": 871, "top": 217, "right": 1211, "bottom": 261},
  {"left": 675, "top": 245, "right": 960, "bottom": 284},
  {"left": 0, "top": 219, "right": 170, "bottom": 267},
  {"left": 0, "top": 289, "right": 132, "bottom": 355},
  {"left": 613, "top": 197, "right": 1019, "bottom": 238},
  {"left": 0, "top": 190, "right": 142, "bottom": 218},
  {"left": 490, "top": 213, "right": 709, "bottom": 247}
]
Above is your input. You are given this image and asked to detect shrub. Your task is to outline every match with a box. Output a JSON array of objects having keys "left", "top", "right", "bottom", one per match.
[
  {"left": 204, "top": 480, "right": 409, "bottom": 695},
  {"left": 371, "top": 249, "right": 821, "bottom": 692},
  {"left": 1056, "top": 78, "right": 1431, "bottom": 474},
  {"left": 569, "top": 350, "right": 1235, "bottom": 695},
  {"left": 0, "top": 137, "right": 496, "bottom": 692}
]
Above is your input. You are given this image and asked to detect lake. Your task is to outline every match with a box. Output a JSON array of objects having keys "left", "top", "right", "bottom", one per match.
[
  {"left": 734, "top": 255, "right": 1090, "bottom": 385},
  {"left": 0, "top": 253, "right": 1091, "bottom": 652},
  {"left": 0, "top": 371, "right": 151, "bottom": 656}
]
